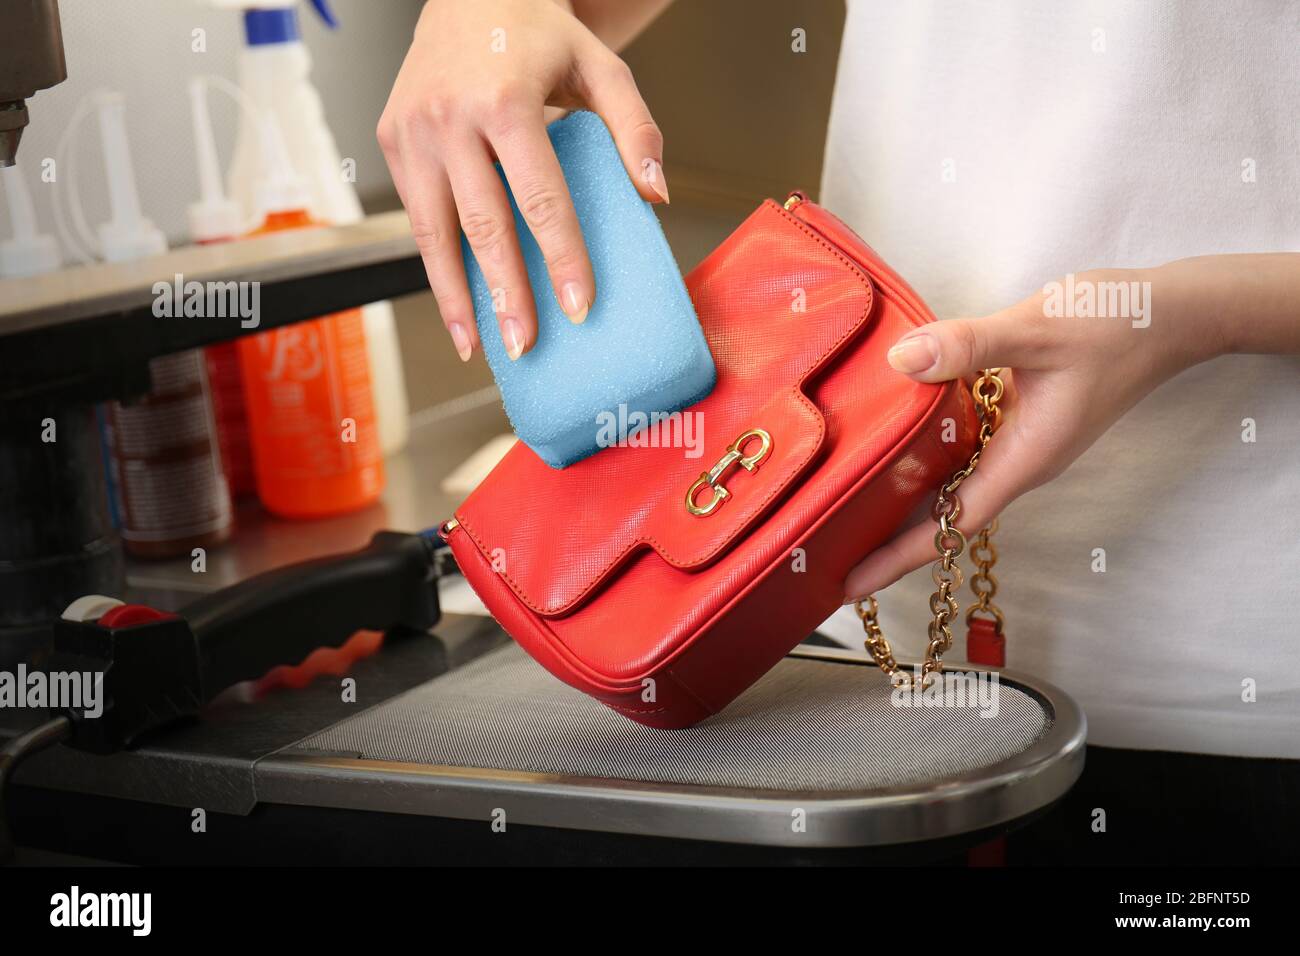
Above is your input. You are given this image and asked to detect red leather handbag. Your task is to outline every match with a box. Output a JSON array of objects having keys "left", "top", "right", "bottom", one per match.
[{"left": 443, "top": 193, "right": 1005, "bottom": 727}]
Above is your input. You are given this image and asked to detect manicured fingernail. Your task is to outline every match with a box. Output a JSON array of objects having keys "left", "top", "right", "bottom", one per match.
[
  {"left": 448, "top": 322, "right": 473, "bottom": 362},
  {"left": 888, "top": 333, "right": 939, "bottom": 374},
  {"left": 641, "top": 158, "right": 670, "bottom": 204},
  {"left": 561, "top": 282, "right": 589, "bottom": 324},
  {"left": 502, "top": 317, "right": 526, "bottom": 360}
]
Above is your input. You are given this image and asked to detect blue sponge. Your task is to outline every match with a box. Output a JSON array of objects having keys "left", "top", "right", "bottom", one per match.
[{"left": 462, "top": 111, "right": 715, "bottom": 469}]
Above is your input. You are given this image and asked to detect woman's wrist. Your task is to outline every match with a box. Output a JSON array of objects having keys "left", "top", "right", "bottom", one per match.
[
  {"left": 1149, "top": 253, "right": 1300, "bottom": 364},
  {"left": 1142, "top": 259, "right": 1233, "bottom": 370}
]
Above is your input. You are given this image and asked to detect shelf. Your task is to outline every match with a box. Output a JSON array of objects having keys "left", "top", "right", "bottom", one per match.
[{"left": 0, "top": 211, "right": 425, "bottom": 405}]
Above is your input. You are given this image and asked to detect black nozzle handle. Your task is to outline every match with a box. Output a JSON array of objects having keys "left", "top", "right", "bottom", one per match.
[{"left": 182, "top": 531, "right": 441, "bottom": 698}]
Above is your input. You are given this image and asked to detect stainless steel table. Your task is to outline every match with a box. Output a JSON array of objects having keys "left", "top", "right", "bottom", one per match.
[{"left": 4, "top": 614, "right": 1084, "bottom": 862}]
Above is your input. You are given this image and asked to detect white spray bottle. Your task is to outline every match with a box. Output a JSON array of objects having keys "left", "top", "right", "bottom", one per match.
[{"left": 211, "top": 0, "right": 410, "bottom": 456}]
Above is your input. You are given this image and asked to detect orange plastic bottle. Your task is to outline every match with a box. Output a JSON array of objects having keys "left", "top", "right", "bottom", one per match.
[{"left": 237, "top": 208, "right": 384, "bottom": 517}]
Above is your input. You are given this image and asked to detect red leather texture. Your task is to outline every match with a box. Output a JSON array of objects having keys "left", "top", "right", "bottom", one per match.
[
  {"left": 448, "top": 198, "right": 978, "bottom": 727},
  {"left": 966, "top": 618, "right": 1006, "bottom": 667}
]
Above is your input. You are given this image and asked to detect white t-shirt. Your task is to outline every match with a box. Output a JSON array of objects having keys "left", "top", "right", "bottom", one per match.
[{"left": 817, "top": 0, "right": 1300, "bottom": 757}]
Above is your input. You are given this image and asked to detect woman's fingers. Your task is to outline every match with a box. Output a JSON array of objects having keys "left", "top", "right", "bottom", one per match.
[
  {"left": 886, "top": 303, "right": 1058, "bottom": 383},
  {"left": 491, "top": 116, "right": 595, "bottom": 324},
  {"left": 842, "top": 427, "right": 1029, "bottom": 602},
  {"left": 386, "top": 149, "right": 480, "bottom": 362},
  {"left": 443, "top": 134, "right": 538, "bottom": 360},
  {"left": 842, "top": 365, "right": 1047, "bottom": 602},
  {"left": 845, "top": 297, "right": 1072, "bottom": 597},
  {"left": 377, "top": 98, "right": 482, "bottom": 362},
  {"left": 580, "top": 51, "right": 669, "bottom": 204},
  {"left": 378, "top": 1, "right": 668, "bottom": 359}
]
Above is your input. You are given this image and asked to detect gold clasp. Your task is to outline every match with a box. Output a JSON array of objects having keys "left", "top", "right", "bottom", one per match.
[{"left": 685, "top": 428, "right": 773, "bottom": 517}]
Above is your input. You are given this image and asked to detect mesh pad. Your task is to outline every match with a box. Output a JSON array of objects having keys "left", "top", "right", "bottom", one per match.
[{"left": 294, "top": 644, "right": 1048, "bottom": 792}]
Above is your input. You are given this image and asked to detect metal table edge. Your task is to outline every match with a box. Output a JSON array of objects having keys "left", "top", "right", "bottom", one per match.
[{"left": 252, "top": 650, "right": 1088, "bottom": 849}]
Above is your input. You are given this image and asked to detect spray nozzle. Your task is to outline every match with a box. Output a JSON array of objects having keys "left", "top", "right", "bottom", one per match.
[
  {"left": 187, "top": 79, "right": 243, "bottom": 242},
  {"left": 48, "top": 89, "right": 168, "bottom": 265},
  {"left": 309, "top": 0, "right": 338, "bottom": 28},
  {"left": 93, "top": 92, "right": 167, "bottom": 263},
  {"left": 0, "top": 165, "right": 61, "bottom": 277}
]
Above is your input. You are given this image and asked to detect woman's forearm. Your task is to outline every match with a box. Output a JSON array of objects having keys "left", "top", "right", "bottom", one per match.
[{"left": 1153, "top": 253, "right": 1300, "bottom": 361}]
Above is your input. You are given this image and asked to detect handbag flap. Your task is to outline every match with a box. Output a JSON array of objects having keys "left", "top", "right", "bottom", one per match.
[{"left": 455, "top": 200, "right": 876, "bottom": 616}]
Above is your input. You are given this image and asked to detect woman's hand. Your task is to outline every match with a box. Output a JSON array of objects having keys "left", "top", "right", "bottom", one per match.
[
  {"left": 842, "top": 253, "right": 1300, "bottom": 603},
  {"left": 378, "top": 0, "right": 667, "bottom": 362}
]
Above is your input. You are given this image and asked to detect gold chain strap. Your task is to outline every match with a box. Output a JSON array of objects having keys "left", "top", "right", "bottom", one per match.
[
  {"left": 966, "top": 518, "right": 1005, "bottom": 632},
  {"left": 856, "top": 369, "right": 1006, "bottom": 689}
]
